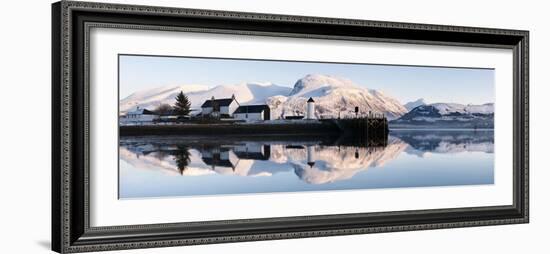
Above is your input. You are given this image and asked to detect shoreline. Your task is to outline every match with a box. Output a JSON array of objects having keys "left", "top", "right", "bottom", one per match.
[
  {"left": 119, "top": 121, "right": 490, "bottom": 137},
  {"left": 389, "top": 127, "right": 494, "bottom": 131},
  {"left": 119, "top": 122, "right": 341, "bottom": 136}
]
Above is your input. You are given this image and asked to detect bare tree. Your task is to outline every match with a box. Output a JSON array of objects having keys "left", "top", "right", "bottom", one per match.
[{"left": 154, "top": 104, "right": 173, "bottom": 115}]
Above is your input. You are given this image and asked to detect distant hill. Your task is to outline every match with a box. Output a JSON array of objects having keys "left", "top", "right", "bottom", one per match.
[
  {"left": 404, "top": 98, "right": 426, "bottom": 111},
  {"left": 390, "top": 103, "right": 494, "bottom": 128}
]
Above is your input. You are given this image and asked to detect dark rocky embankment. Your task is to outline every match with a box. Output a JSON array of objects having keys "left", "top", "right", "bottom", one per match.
[{"left": 120, "top": 122, "right": 340, "bottom": 136}]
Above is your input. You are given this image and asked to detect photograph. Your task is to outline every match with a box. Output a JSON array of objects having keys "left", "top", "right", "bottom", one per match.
[
  {"left": 118, "top": 55, "right": 495, "bottom": 199},
  {"left": 46, "top": 1, "right": 533, "bottom": 253}
]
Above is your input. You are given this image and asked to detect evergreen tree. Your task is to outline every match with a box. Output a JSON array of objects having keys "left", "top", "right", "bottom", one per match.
[
  {"left": 174, "top": 91, "right": 191, "bottom": 116},
  {"left": 174, "top": 145, "right": 191, "bottom": 174}
]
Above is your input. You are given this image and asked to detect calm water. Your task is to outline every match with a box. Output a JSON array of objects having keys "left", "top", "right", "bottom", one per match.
[{"left": 119, "top": 130, "right": 494, "bottom": 199}]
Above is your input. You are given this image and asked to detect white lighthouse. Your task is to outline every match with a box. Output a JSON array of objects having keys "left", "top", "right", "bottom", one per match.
[
  {"left": 306, "top": 97, "right": 316, "bottom": 120},
  {"left": 306, "top": 145, "right": 315, "bottom": 167}
]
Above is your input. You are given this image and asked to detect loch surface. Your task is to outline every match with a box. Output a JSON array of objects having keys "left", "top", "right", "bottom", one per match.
[{"left": 118, "top": 130, "right": 494, "bottom": 199}]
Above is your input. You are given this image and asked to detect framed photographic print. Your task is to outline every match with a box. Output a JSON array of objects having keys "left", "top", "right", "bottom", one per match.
[{"left": 52, "top": 1, "right": 529, "bottom": 253}]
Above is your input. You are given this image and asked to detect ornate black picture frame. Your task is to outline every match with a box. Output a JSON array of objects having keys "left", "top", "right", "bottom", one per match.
[{"left": 52, "top": 1, "right": 529, "bottom": 253}]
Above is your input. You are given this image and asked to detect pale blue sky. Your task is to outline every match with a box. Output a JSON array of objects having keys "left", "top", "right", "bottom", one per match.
[{"left": 119, "top": 55, "right": 494, "bottom": 105}]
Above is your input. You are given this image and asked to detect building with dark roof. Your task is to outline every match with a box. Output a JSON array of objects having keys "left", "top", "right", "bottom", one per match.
[
  {"left": 200, "top": 98, "right": 235, "bottom": 108},
  {"left": 200, "top": 95, "right": 240, "bottom": 117},
  {"left": 233, "top": 144, "right": 271, "bottom": 160},
  {"left": 120, "top": 107, "right": 159, "bottom": 125},
  {"left": 233, "top": 105, "right": 271, "bottom": 121}
]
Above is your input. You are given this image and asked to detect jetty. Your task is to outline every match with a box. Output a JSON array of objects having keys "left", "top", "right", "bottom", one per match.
[{"left": 327, "top": 116, "right": 389, "bottom": 146}]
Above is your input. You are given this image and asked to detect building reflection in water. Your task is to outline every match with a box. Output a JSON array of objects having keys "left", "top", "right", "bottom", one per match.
[{"left": 120, "top": 130, "right": 494, "bottom": 185}]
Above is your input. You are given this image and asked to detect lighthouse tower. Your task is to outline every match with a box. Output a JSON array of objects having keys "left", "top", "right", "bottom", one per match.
[
  {"left": 306, "top": 97, "right": 316, "bottom": 119},
  {"left": 306, "top": 145, "right": 315, "bottom": 167}
]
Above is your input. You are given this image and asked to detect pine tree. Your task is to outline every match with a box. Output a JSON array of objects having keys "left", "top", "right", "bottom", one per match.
[
  {"left": 174, "top": 91, "right": 191, "bottom": 116},
  {"left": 174, "top": 145, "right": 191, "bottom": 174}
]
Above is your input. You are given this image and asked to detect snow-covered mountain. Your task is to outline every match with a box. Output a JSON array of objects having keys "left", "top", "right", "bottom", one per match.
[
  {"left": 391, "top": 102, "right": 494, "bottom": 128},
  {"left": 120, "top": 74, "right": 408, "bottom": 120},
  {"left": 120, "top": 82, "right": 292, "bottom": 113},
  {"left": 404, "top": 98, "right": 426, "bottom": 111},
  {"left": 430, "top": 103, "right": 494, "bottom": 115},
  {"left": 267, "top": 74, "right": 408, "bottom": 120},
  {"left": 120, "top": 84, "right": 209, "bottom": 113}
]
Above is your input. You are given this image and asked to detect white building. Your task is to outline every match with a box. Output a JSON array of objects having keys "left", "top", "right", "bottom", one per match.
[
  {"left": 120, "top": 107, "right": 159, "bottom": 124},
  {"left": 200, "top": 95, "right": 240, "bottom": 117},
  {"left": 200, "top": 147, "right": 239, "bottom": 172},
  {"left": 233, "top": 105, "right": 271, "bottom": 121},
  {"left": 306, "top": 97, "right": 316, "bottom": 120}
]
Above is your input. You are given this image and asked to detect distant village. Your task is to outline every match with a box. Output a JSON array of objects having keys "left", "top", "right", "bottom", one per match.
[{"left": 120, "top": 93, "right": 317, "bottom": 125}]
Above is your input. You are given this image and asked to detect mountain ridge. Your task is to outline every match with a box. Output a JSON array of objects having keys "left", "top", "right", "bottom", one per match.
[
  {"left": 120, "top": 82, "right": 292, "bottom": 113},
  {"left": 404, "top": 98, "right": 426, "bottom": 111},
  {"left": 266, "top": 74, "right": 408, "bottom": 120},
  {"left": 391, "top": 102, "right": 494, "bottom": 128},
  {"left": 119, "top": 74, "right": 409, "bottom": 120}
]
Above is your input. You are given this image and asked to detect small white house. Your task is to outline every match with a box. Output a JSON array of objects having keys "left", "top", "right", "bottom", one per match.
[
  {"left": 232, "top": 143, "right": 271, "bottom": 160},
  {"left": 233, "top": 105, "right": 271, "bottom": 121},
  {"left": 200, "top": 95, "right": 240, "bottom": 117},
  {"left": 120, "top": 107, "right": 159, "bottom": 124},
  {"left": 200, "top": 147, "right": 239, "bottom": 172}
]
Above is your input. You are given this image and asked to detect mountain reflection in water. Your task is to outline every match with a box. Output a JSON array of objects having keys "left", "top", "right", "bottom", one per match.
[{"left": 119, "top": 130, "right": 494, "bottom": 198}]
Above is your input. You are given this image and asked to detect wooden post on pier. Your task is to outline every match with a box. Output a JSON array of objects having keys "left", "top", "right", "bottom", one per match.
[{"left": 330, "top": 112, "right": 388, "bottom": 147}]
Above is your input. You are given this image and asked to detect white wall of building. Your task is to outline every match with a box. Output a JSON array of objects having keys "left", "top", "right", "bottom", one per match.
[
  {"left": 120, "top": 114, "right": 159, "bottom": 124},
  {"left": 219, "top": 106, "right": 229, "bottom": 115},
  {"left": 201, "top": 107, "right": 213, "bottom": 115},
  {"left": 220, "top": 150, "right": 230, "bottom": 160},
  {"left": 202, "top": 100, "right": 239, "bottom": 116},
  {"left": 226, "top": 100, "right": 240, "bottom": 116},
  {"left": 234, "top": 112, "right": 264, "bottom": 121}
]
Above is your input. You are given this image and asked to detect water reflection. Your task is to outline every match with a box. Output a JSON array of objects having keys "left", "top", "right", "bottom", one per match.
[
  {"left": 392, "top": 130, "right": 494, "bottom": 156},
  {"left": 120, "top": 137, "right": 404, "bottom": 181},
  {"left": 119, "top": 130, "right": 494, "bottom": 198}
]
